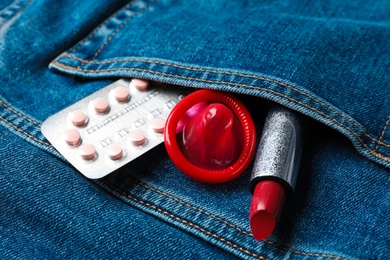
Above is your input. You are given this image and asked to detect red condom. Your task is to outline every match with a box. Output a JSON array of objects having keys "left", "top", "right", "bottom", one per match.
[{"left": 164, "top": 89, "right": 256, "bottom": 183}]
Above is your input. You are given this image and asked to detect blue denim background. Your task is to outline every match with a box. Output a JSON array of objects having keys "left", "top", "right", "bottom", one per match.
[{"left": 1, "top": 0, "right": 389, "bottom": 259}]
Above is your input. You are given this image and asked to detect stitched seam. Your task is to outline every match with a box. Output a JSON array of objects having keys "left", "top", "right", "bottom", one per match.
[
  {"left": 0, "top": 116, "right": 51, "bottom": 146},
  {"left": 268, "top": 243, "right": 346, "bottom": 260},
  {"left": 0, "top": 99, "right": 41, "bottom": 126},
  {"left": 51, "top": 60, "right": 390, "bottom": 163},
  {"left": 61, "top": 54, "right": 383, "bottom": 147},
  {"left": 88, "top": 0, "right": 158, "bottom": 61},
  {"left": 67, "top": 1, "right": 134, "bottom": 54},
  {"left": 103, "top": 180, "right": 268, "bottom": 260},
  {"left": 134, "top": 179, "right": 253, "bottom": 236},
  {"left": 0, "top": 0, "right": 32, "bottom": 30},
  {"left": 375, "top": 115, "right": 390, "bottom": 151},
  {"left": 133, "top": 178, "right": 346, "bottom": 259}
]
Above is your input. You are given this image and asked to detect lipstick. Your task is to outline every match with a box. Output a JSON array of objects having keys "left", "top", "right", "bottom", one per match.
[{"left": 249, "top": 106, "right": 303, "bottom": 240}]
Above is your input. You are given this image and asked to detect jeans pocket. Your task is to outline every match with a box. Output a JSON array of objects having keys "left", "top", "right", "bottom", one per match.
[
  {"left": 0, "top": 0, "right": 31, "bottom": 29},
  {"left": 49, "top": 0, "right": 390, "bottom": 171},
  {"left": 41, "top": 0, "right": 390, "bottom": 259}
]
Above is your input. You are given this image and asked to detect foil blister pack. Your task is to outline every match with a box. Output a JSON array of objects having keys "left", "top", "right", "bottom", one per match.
[{"left": 41, "top": 78, "right": 188, "bottom": 179}]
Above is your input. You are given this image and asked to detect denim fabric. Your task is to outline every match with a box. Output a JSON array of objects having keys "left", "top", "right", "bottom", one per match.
[
  {"left": 0, "top": 125, "right": 233, "bottom": 259},
  {"left": 49, "top": 0, "right": 390, "bottom": 170},
  {"left": 1, "top": 0, "right": 389, "bottom": 259}
]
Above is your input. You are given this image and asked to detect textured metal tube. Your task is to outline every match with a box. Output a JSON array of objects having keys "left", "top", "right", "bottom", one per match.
[{"left": 250, "top": 106, "right": 303, "bottom": 195}]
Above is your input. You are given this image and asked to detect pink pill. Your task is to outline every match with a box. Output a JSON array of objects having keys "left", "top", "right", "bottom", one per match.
[
  {"left": 64, "top": 129, "right": 81, "bottom": 146},
  {"left": 150, "top": 118, "right": 166, "bottom": 133},
  {"left": 78, "top": 143, "right": 96, "bottom": 160},
  {"left": 129, "top": 130, "right": 146, "bottom": 146},
  {"left": 69, "top": 110, "right": 87, "bottom": 126},
  {"left": 114, "top": 86, "right": 129, "bottom": 102},
  {"left": 131, "top": 78, "right": 149, "bottom": 91},
  {"left": 106, "top": 143, "right": 123, "bottom": 160},
  {"left": 93, "top": 97, "right": 109, "bottom": 113}
]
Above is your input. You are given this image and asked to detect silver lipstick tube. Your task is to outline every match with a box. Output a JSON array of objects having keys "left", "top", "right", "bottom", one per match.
[{"left": 250, "top": 106, "right": 303, "bottom": 196}]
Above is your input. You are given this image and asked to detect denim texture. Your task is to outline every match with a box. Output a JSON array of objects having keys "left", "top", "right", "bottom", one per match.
[
  {"left": 1, "top": 0, "right": 389, "bottom": 259},
  {"left": 50, "top": 0, "right": 390, "bottom": 169}
]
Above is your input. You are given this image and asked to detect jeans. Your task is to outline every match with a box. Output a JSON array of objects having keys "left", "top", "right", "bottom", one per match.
[{"left": 1, "top": 0, "right": 389, "bottom": 259}]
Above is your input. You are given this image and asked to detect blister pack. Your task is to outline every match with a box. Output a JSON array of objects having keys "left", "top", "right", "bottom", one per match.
[{"left": 41, "top": 78, "right": 189, "bottom": 179}]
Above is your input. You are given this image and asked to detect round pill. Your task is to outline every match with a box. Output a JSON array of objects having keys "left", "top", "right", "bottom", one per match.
[
  {"left": 93, "top": 97, "right": 109, "bottom": 113},
  {"left": 129, "top": 130, "right": 146, "bottom": 146},
  {"left": 78, "top": 143, "right": 96, "bottom": 160},
  {"left": 114, "top": 86, "right": 129, "bottom": 102},
  {"left": 69, "top": 110, "right": 87, "bottom": 126},
  {"left": 131, "top": 78, "right": 149, "bottom": 91},
  {"left": 106, "top": 143, "right": 123, "bottom": 160},
  {"left": 150, "top": 118, "right": 166, "bottom": 133},
  {"left": 64, "top": 129, "right": 81, "bottom": 146}
]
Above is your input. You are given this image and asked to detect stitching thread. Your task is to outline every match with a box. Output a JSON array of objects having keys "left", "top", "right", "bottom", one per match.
[
  {"left": 375, "top": 115, "right": 390, "bottom": 151},
  {"left": 51, "top": 60, "right": 390, "bottom": 163},
  {"left": 61, "top": 54, "right": 387, "bottom": 148},
  {"left": 134, "top": 179, "right": 253, "bottom": 236},
  {"left": 88, "top": 0, "right": 158, "bottom": 61},
  {"left": 0, "top": 99, "right": 41, "bottom": 126},
  {"left": 68, "top": 1, "right": 134, "bottom": 54},
  {"left": 132, "top": 178, "right": 346, "bottom": 259},
  {"left": 0, "top": 0, "right": 32, "bottom": 30},
  {"left": 103, "top": 179, "right": 268, "bottom": 259},
  {"left": 0, "top": 115, "right": 51, "bottom": 146}
]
